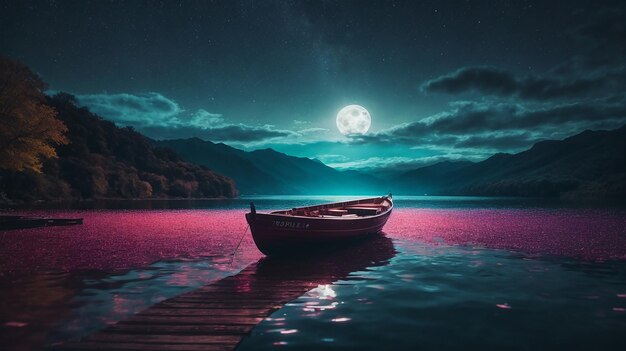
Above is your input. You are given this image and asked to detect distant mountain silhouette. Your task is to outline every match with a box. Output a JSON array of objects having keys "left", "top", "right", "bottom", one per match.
[
  {"left": 0, "top": 94, "right": 237, "bottom": 203},
  {"left": 393, "top": 160, "right": 475, "bottom": 195},
  {"left": 155, "top": 139, "right": 384, "bottom": 195},
  {"left": 394, "top": 126, "right": 626, "bottom": 198},
  {"left": 155, "top": 138, "right": 283, "bottom": 194}
]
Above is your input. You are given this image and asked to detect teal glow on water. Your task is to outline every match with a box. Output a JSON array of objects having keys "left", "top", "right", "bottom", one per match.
[
  {"left": 239, "top": 241, "right": 626, "bottom": 350},
  {"left": 1, "top": 196, "right": 625, "bottom": 350}
]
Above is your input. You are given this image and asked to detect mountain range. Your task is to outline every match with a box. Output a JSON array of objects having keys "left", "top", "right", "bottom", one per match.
[
  {"left": 393, "top": 126, "right": 626, "bottom": 198},
  {"left": 159, "top": 126, "right": 626, "bottom": 199},
  {"left": 155, "top": 138, "right": 386, "bottom": 195}
]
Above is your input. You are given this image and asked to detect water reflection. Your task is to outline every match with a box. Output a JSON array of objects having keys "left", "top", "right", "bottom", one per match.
[
  {"left": 252, "top": 234, "right": 396, "bottom": 282},
  {"left": 231, "top": 235, "right": 395, "bottom": 345},
  {"left": 0, "top": 257, "right": 245, "bottom": 350},
  {"left": 0, "top": 271, "right": 80, "bottom": 351},
  {"left": 199, "top": 235, "right": 396, "bottom": 318},
  {"left": 238, "top": 240, "right": 626, "bottom": 351}
]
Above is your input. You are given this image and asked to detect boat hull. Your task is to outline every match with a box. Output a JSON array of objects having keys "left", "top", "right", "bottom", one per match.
[{"left": 245, "top": 207, "right": 392, "bottom": 256}]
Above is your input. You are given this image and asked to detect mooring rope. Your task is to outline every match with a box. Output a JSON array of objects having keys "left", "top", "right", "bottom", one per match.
[{"left": 230, "top": 224, "right": 249, "bottom": 265}]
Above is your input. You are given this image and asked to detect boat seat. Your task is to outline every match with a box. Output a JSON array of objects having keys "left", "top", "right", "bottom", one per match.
[
  {"left": 345, "top": 207, "right": 381, "bottom": 216},
  {"left": 320, "top": 209, "right": 348, "bottom": 216},
  {"left": 346, "top": 204, "right": 385, "bottom": 208},
  {"left": 290, "top": 209, "right": 319, "bottom": 217}
]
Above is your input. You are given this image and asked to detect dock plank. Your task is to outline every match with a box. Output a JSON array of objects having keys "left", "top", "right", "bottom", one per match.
[
  {"left": 121, "top": 316, "right": 264, "bottom": 326},
  {"left": 156, "top": 302, "right": 283, "bottom": 310},
  {"left": 55, "top": 235, "right": 396, "bottom": 351},
  {"left": 86, "top": 333, "right": 241, "bottom": 344},
  {"left": 138, "top": 309, "right": 270, "bottom": 317},
  {"left": 60, "top": 341, "right": 232, "bottom": 351},
  {"left": 104, "top": 324, "right": 252, "bottom": 335}
]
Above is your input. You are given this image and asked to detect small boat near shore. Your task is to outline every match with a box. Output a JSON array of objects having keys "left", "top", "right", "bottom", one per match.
[
  {"left": 245, "top": 194, "right": 393, "bottom": 256},
  {"left": 0, "top": 215, "right": 83, "bottom": 230}
]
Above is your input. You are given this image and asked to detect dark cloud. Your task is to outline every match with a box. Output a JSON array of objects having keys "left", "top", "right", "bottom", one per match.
[
  {"left": 76, "top": 92, "right": 298, "bottom": 143},
  {"left": 421, "top": 67, "right": 613, "bottom": 100},
  {"left": 356, "top": 96, "right": 626, "bottom": 152},
  {"left": 454, "top": 133, "right": 537, "bottom": 150},
  {"left": 76, "top": 93, "right": 182, "bottom": 124},
  {"left": 422, "top": 67, "right": 517, "bottom": 96},
  {"left": 422, "top": 8, "right": 626, "bottom": 101},
  {"left": 429, "top": 97, "right": 626, "bottom": 134},
  {"left": 404, "top": 7, "right": 626, "bottom": 159},
  {"left": 140, "top": 125, "right": 295, "bottom": 142}
]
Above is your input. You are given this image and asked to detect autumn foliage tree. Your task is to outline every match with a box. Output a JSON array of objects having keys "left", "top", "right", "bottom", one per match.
[
  {"left": 0, "top": 56, "right": 68, "bottom": 173},
  {"left": 0, "top": 58, "right": 237, "bottom": 203}
]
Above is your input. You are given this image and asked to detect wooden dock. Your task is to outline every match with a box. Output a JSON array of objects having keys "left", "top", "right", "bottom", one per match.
[{"left": 56, "top": 235, "right": 395, "bottom": 351}]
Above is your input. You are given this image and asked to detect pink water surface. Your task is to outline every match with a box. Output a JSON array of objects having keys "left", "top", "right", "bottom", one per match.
[
  {"left": 0, "top": 210, "right": 262, "bottom": 277},
  {"left": 391, "top": 208, "right": 626, "bottom": 260},
  {"left": 1, "top": 208, "right": 625, "bottom": 277}
]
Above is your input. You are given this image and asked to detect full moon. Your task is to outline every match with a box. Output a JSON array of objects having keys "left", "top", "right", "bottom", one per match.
[{"left": 336, "top": 105, "right": 371, "bottom": 136}]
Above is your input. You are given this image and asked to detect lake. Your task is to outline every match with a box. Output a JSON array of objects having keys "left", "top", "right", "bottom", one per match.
[{"left": 1, "top": 196, "right": 625, "bottom": 350}]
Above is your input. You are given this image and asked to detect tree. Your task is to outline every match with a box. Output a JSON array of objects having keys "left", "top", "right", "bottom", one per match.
[{"left": 0, "top": 56, "right": 68, "bottom": 173}]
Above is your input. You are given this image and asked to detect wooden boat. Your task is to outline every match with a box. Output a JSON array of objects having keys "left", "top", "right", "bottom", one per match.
[
  {"left": 245, "top": 194, "right": 393, "bottom": 256},
  {"left": 0, "top": 215, "right": 83, "bottom": 230}
]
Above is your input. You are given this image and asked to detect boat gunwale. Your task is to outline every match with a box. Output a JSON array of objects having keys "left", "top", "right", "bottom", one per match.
[{"left": 254, "top": 196, "right": 393, "bottom": 221}]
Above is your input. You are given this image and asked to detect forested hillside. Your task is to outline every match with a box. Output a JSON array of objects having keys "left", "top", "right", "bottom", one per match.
[{"left": 0, "top": 91, "right": 237, "bottom": 203}]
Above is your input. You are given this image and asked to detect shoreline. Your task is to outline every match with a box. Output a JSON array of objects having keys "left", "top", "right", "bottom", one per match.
[
  {"left": 0, "top": 196, "right": 238, "bottom": 210},
  {"left": 2, "top": 194, "right": 626, "bottom": 211}
]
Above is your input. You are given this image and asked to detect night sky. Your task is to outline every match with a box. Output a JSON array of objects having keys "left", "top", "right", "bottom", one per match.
[{"left": 2, "top": 0, "right": 625, "bottom": 170}]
